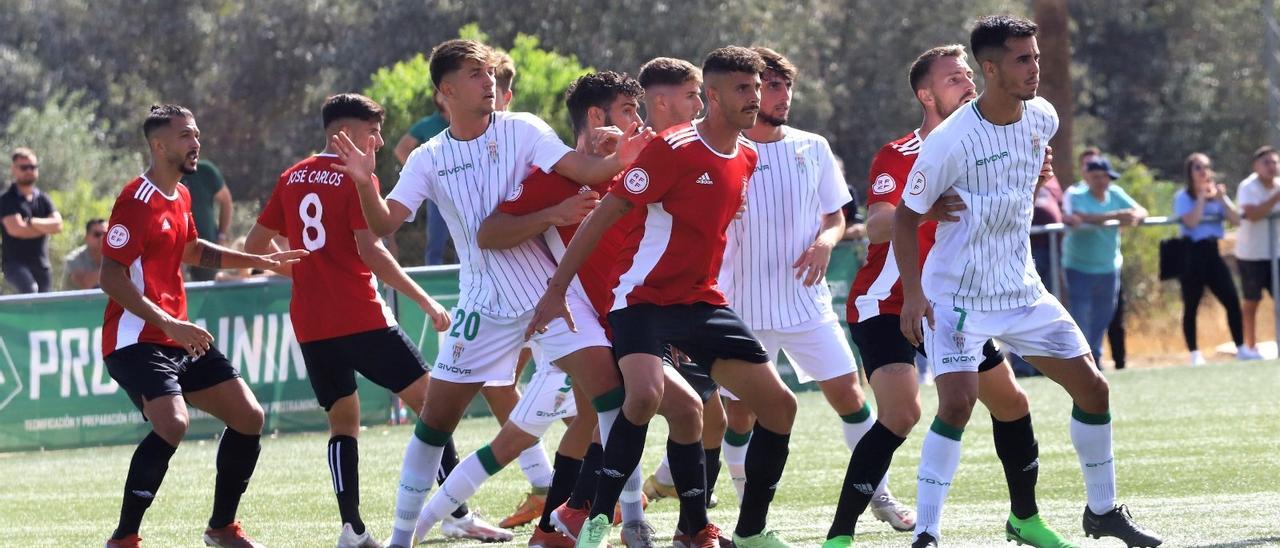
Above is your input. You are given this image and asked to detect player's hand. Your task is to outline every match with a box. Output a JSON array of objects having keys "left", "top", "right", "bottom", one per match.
[
  {"left": 611, "top": 121, "right": 656, "bottom": 165},
  {"left": 421, "top": 296, "right": 451, "bottom": 332},
  {"left": 922, "top": 194, "right": 966, "bottom": 223},
  {"left": 251, "top": 249, "right": 309, "bottom": 270},
  {"left": 899, "top": 291, "right": 934, "bottom": 347},
  {"left": 549, "top": 191, "right": 600, "bottom": 226},
  {"left": 331, "top": 131, "right": 379, "bottom": 188},
  {"left": 793, "top": 239, "right": 834, "bottom": 286},
  {"left": 162, "top": 318, "right": 214, "bottom": 358},
  {"left": 589, "top": 126, "right": 624, "bottom": 156},
  {"left": 1038, "top": 145, "right": 1054, "bottom": 183},
  {"left": 525, "top": 286, "right": 575, "bottom": 340}
]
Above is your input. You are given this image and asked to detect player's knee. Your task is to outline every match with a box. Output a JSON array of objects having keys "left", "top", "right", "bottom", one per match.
[
  {"left": 662, "top": 394, "right": 703, "bottom": 443},
  {"left": 238, "top": 402, "right": 266, "bottom": 434},
  {"left": 772, "top": 389, "right": 798, "bottom": 425},
  {"left": 152, "top": 413, "right": 189, "bottom": 445},
  {"left": 880, "top": 400, "right": 922, "bottom": 437},
  {"left": 624, "top": 383, "right": 663, "bottom": 421},
  {"left": 1075, "top": 370, "right": 1110, "bottom": 413},
  {"left": 936, "top": 392, "right": 977, "bottom": 427}
]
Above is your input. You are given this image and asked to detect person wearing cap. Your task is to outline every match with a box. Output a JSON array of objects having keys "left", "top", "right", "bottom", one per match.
[
  {"left": 1062, "top": 157, "right": 1147, "bottom": 367},
  {"left": 1233, "top": 145, "right": 1280, "bottom": 359}
]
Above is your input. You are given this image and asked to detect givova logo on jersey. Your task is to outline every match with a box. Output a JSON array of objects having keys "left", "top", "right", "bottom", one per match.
[{"left": 437, "top": 163, "right": 474, "bottom": 177}]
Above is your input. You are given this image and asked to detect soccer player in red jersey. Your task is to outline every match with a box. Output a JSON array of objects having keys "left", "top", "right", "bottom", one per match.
[
  {"left": 530, "top": 47, "right": 797, "bottom": 548},
  {"left": 100, "top": 105, "right": 306, "bottom": 548},
  {"left": 244, "top": 93, "right": 499, "bottom": 547}
]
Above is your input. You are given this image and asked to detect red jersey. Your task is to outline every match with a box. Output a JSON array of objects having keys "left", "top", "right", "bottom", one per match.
[
  {"left": 497, "top": 170, "right": 626, "bottom": 331},
  {"left": 847, "top": 131, "right": 939, "bottom": 322},
  {"left": 608, "top": 122, "right": 757, "bottom": 310},
  {"left": 258, "top": 154, "right": 395, "bottom": 343},
  {"left": 102, "top": 176, "right": 199, "bottom": 355}
]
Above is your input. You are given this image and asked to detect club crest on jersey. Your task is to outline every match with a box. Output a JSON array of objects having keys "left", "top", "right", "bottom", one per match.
[
  {"left": 487, "top": 140, "right": 499, "bottom": 163},
  {"left": 952, "top": 331, "right": 966, "bottom": 351},
  {"left": 624, "top": 168, "right": 649, "bottom": 194},
  {"left": 1031, "top": 133, "right": 1041, "bottom": 155},
  {"left": 106, "top": 224, "right": 130, "bottom": 249},
  {"left": 795, "top": 151, "right": 807, "bottom": 173},
  {"left": 552, "top": 392, "right": 567, "bottom": 412},
  {"left": 872, "top": 173, "right": 896, "bottom": 195},
  {"left": 908, "top": 171, "right": 926, "bottom": 196},
  {"left": 695, "top": 172, "right": 713, "bottom": 185},
  {"left": 452, "top": 342, "right": 465, "bottom": 362}
]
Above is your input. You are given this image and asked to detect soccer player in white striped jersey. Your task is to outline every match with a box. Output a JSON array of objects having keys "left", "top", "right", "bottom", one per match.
[
  {"left": 331, "top": 39, "right": 655, "bottom": 548},
  {"left": 712, "top": 47, "right": 915, "bottom": 532},
  {"left": 895, "top": 16, "right": 1161, "bottom": 548}
]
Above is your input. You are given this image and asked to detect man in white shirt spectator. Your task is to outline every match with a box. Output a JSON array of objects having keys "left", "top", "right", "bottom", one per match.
[{"left": 1233, "top": 145, "right": 1280, "bottom": 359}]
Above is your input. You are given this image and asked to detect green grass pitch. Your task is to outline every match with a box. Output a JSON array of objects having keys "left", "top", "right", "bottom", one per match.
[{"left": 2, "top": 361, "right": 1277, "bottom": 547}]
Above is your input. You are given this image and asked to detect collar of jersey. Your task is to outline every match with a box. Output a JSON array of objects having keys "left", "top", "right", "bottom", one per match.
[
  {"left": 140, "top": 173, "right": 180, "bottom": 201},
  {"left": 444, "top": 112, "right": 496, "bottom": 143},
  {"left": 692, "top": 119, "right": 739, "bottom": 159}
]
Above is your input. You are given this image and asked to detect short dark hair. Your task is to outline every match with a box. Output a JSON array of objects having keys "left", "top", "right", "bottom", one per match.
[
  {"left": 143, "top": 104, "right": 193, "bottom": 139},
  {"left": 638, "top": 57, "right": 702, "bottom": 88},
  {"left": 752, "top": 47, "right": 797, "bottom": 81},
  {"left": 1079, "top": 146, "right": 1102, "bottom": 162},
  {"left": 429, "top": 39, "right": 494, "bottom": 89},
  {"left": 1254, "top": 145, "right": 1278, "bottom": 161},
  {"left": 970, "top": 15, "right": 1038, "bottom": 63},
  {"left": 85, "top": 218, "right": 106, "bottom": 234},
  {"left": 908, "top": 45, "right": 967, "bottom": 92},
  {"left": 565, "top": 71, "right": 644, "bottom": 138},
  {"left": 322, "top": 93, "right": 385, "bottom": 128},
  {"left": 702, "top": 46, "right": 765, "bottom": 78},
  {"left": 494, "top": 51, "right": 516, "bottom": 93}
]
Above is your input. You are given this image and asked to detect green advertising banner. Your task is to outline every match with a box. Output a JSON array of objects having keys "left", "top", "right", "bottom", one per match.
[{"left": 0, "top": 277, "right": 393, "bottom": 452}]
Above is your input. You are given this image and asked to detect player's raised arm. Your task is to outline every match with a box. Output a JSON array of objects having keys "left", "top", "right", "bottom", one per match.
[
  {"left": 243, "top": 223, "right": 294, "bottom": 277},
  {"left": 181, "top": 237, "right": 306, "bottom": 272},
  {"left": 525, "top": 193, "right": 634, "bottom": 339},
  {"left": 331, "top": 130, "right": 414, "bottom": 237},
  {"left": 476, "top": 191, "right": 599, "bottom": 249},
  {"left": 552, "top": 121, "right": 655, "bottom": 184}
]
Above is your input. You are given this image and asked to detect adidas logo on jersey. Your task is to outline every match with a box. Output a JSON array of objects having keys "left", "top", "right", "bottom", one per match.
[
  {"left": 161, "top": 218, "right": 171, "bottom": 230},
  {"left": 695, "top": 172, "right": 713, "bottom": 185}
]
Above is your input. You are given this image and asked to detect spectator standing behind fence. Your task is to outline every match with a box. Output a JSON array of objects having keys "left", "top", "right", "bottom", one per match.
[
  {"left": 1, "top": 147, "right": 62, "bottom": 293},
  {"left": 1232, "top": 145, "right": 1280, "bottom": 359},
  {"left": 1066, "top": 147, "right": 1130, "bottom": 368},
  {"left": 63, "top": 218, "right": 107, "bottom": 290},
  {"left": 1062, "top": 158, "right": 1146, "bottom": 367},
  {"left": 1175, "top": 152, "right": 1252, "bottom": 365},
  {"left": 181, "top": 159, "right": 233, "bottom": 281}
]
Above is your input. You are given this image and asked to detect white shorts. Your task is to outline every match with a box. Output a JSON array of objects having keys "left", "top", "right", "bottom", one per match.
[
  {"left": 924, "top": 292, "right": 1090, "bottom": 377},
  {"left": 721, "top": 315, "right": 856, "bottom": 400},
  {"left": 431, "top": 291, "right": 609, "bottom": 384},
  {"left": 508, "top": 348, "right": 578, "bottom": 437}
]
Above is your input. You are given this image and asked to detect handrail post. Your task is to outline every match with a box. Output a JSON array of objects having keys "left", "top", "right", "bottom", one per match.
[
  {"left": 1048, "top": 228, "right": 1062, "bottom": 298},
  {"left": 1270, "top": 215, "right": 1279, "bottom": 353}
]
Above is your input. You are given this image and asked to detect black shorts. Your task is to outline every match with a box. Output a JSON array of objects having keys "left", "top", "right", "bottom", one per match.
[
  {"left": 299, "top": 327, "right": 427, "bottom": 410},
  {"left": 663, "top": 345, "right": 720, "bottom": 402},
  {"left": 105, "top": 343, "right": 241, "bottom": 415},
  {"left": 608, "top": 303, "right": 769, "bottom": 375},
  {"left": 1238, "top": 259, "right": 1275, "bottom": 301},
  {"left": 849, "top": 314, "right": 1004, "bottom": 377}
]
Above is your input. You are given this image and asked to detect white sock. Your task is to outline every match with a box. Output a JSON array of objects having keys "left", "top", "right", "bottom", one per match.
[
  {"left": 620, "top": 462, "right": 645, "bottom": 522},
  {"left": 598, "top": 408, "right": 620, "bottom": 447},
  {"left": 517, "top": 442, "right": 553, "bottom": 491},
  {"left": 390, "top": 433, "right": 445, "bottom": 547},
  {"left": 654, "top": 454, "right": 674, "bottom": 486},
  {"left": 417, "top": 449, "right": 497, "bottom": 537},
  {"left": 915, "top": 419, "right": 963, "bottom": 541},
  {"left": 840, "top": 405, "right": 892, "bottom": 497},
  {"left": 1069, "top": 409, "right": 1117, "bottom": 514},
  {"left": 722, "top": 433, "right": 750, "bottom": 501}
]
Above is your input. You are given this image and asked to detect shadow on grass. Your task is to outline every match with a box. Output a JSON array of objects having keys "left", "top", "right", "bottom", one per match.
[{"left": 1189, "top": 537, "right": 1280, "bottom": 548}]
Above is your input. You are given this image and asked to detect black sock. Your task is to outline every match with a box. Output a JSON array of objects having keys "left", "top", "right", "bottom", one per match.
[
  {"left": 539, "top": 452, "right": 583, "bottom": 532},
  {"left": 992, "top": 414, "right": 1040, "bottom": 520},
  {"left": 669, "top": 439, "right": 709, "bottom": 535},
  {"left": 328, "top": 435, "right": 363, "bottom": 535},
  {"left": 588, "top": 414, "right": 649, "bottom": 519},
  {"left": 735, "top": 424, "right": 790, "bottom": 538},
  {"left": 209, "top": 428, "right": 261, "bottom": 529},
  {"left": 113, "top": 432, "right": 177, "bottom": 539},
  {"left": 704, "top": 447, "right": 722, "bottom": 503},
  {"left": 439, "top": 438, "right": 470, "bottom": 519},
  {"left": 568, "top": 443, "right": 603, "bottom": 510},
  {"left": 826, "top": 421, "right": 906, "bottom": 539}
]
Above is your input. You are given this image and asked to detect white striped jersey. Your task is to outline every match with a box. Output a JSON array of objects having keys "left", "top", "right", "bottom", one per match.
[
  {"left": 388, "top": 111, "right": 573, "bottom": 318},
  {"left": 901, "top": 96, "right": 1059, "bottom": 311},
  {"left": 720, "top": 127, "right": 852, "bottom": 330}
]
